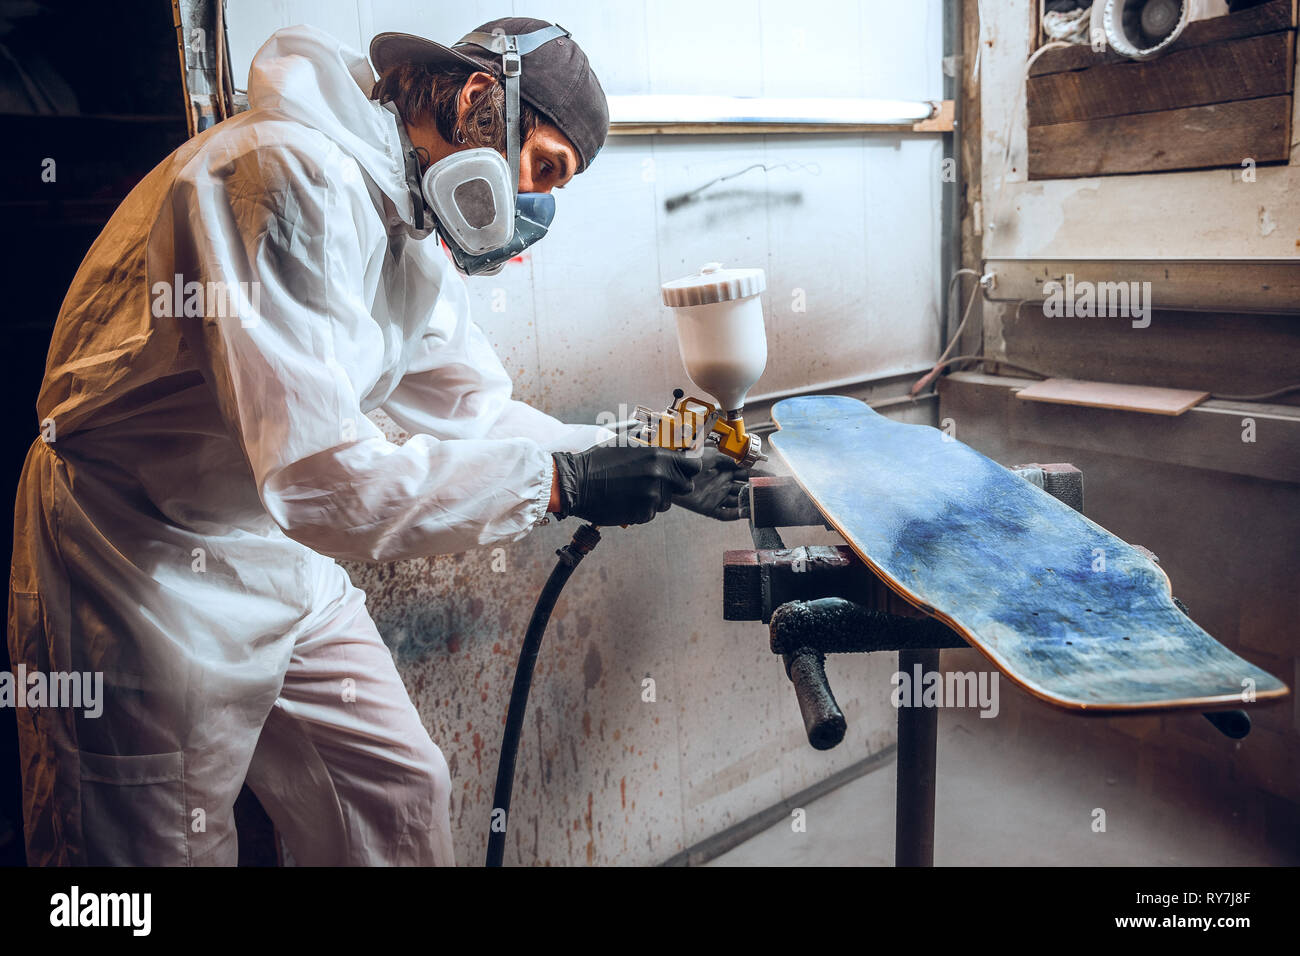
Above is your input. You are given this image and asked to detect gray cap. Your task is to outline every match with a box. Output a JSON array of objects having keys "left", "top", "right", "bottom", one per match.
[{"left": 370, "top": 17, "right": 609, "bottom": 173}]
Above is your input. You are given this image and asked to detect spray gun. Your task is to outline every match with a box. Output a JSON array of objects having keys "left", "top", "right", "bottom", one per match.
[
  {"left": 487, "top": 262, "right": 770, "bottom": 866},
  {"left": 629, "top": 262, "right": 768, "bottom": 467}
]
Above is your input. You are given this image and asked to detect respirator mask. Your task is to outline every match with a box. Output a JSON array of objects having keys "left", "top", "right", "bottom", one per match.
[{"left": 397, "top": 24, "right": 568, "bottom": 276}]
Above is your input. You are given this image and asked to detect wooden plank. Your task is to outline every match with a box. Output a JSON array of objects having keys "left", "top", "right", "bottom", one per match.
[
  {"left": 722, "top": 546, "right": 920, "bottom": 622},
  {"left": 1027, "top": 31, "right": 1294, "bottom": 126},
  {"left": 748, "top": 475, "right": 829, "bottom": 528},
  {"left": 1029, "top": 0, "right": 1297, "bottom": 77},
  {"left": 1015, "top": 378, "right": 1210, "bottom": 416},
  {"left": 941, "top": 372, "right": 1300, "bottom": 484},
  {"left": 1027, "top": 95, "right": 1291, "bottom": 178},
  {"left": 979, "top": 291, "right": 1300, "bottom": 409},
  {"left": 982, "top": 257, "right": 1300, "bottom": 315},
  {"left": 1010, "top": 462, "right": 1085, "bottom": 513}
]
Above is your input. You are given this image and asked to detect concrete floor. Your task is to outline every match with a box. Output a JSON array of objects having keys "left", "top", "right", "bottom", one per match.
[{"left": 708, "top": 707, "right": 1296, "bottom": 867}]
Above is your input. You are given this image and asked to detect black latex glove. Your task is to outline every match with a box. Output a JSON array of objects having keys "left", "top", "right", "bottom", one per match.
[
  {"left": 552, "top": 445, "right": 703, "bottom": 526},
  {"left": 671, "top": 447, "right": 751, "bottom": 521}
]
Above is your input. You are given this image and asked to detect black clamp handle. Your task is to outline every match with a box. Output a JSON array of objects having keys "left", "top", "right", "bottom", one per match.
[{"left": 783, "top": 648, "right": 847, "bottom": 751}]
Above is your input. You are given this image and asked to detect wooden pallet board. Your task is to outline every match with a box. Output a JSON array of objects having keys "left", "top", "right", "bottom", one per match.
[
  {"left": 1025, "top": 2, "right": 1295, "bottom": 179},
  {"left": 1014, "top": 378, "right": 1210, "bottom": 415},
  {"left": 1027, "top": 95, "right": 1292, "bottom": 179},
  {"left": 1027, "top": 31, "right": 1294, "bottom": 126},
  {"left": 768, "top": 395, "right": 1289, "bottom": 713}
]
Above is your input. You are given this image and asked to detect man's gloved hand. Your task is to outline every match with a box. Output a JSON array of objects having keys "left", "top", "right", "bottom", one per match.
[
  {"left": 552, "top": 446, "right": 703, "bottom": 526},
  {"left": 671, "top": 447, "right": 751, "bottom": 521}
]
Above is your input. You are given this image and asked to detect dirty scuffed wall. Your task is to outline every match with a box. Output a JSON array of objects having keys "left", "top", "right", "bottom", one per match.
[{"left": 227, "top": 0, "right": 947, "bottom": 864}]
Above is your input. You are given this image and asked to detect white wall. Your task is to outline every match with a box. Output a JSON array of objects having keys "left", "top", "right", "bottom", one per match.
[{"left": 225, "top": 0, "right": 945, "bottom": 865}]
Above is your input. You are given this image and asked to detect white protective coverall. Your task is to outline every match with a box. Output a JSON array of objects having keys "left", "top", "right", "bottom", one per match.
[{"left": 8, "top": 24, "right": 611, "bottom": 866}]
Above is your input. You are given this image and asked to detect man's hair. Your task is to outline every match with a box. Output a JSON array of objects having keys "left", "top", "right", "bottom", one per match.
[{"left": 372, "top": 63, "right": 540, "bottom": 152}]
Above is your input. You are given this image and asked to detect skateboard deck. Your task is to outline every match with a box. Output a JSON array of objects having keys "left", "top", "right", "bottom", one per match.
[{"left": 768, "top": 395, "right": 1289, "bottom": 713}]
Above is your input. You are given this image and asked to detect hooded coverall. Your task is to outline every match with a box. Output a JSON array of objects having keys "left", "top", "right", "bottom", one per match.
[{"left": 7, "top": 24, "right": 611, "bottom": 865}]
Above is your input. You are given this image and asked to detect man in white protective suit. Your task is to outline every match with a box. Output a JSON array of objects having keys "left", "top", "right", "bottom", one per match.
[{"left": 8, "top": 17, "right": 748, "bottom": 865}]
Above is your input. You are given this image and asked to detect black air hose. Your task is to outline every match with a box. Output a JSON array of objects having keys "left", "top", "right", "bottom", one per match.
[{"left": 485, "top": 522, "right": 601, "bottom": 867}]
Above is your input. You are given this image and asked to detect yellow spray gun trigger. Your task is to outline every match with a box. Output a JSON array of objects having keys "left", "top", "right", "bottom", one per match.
[{"left": 629, "top": 388, "right": 765, "bottom": 468}]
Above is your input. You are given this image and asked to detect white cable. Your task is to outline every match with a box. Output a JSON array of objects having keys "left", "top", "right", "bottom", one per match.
[
  {"left": 936, "top": 278, "right": 983, "bottom": 369},
  {"left": 946, "top": 268, "right": 981, "bottom": 323},
  {"left": 943, "top": 267, "right": 982, "bottom": 353}
]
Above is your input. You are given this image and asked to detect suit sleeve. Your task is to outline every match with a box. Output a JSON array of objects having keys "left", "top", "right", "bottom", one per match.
[{"left": 171, "top": 140, "right": 554, "bottom": 562}]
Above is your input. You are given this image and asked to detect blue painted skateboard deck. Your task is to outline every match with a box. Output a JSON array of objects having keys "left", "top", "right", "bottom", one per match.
[{"left": 768, "top": 395, "right": 1289, "bottom": 713}]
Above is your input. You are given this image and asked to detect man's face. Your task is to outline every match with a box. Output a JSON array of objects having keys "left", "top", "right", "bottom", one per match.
[{"left": 518, "top": 120, "right": 578, "bottom": 194}]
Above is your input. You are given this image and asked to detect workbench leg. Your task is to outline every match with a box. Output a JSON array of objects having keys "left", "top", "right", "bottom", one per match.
[{"left": 895, "top": 647, "right": 939, "bottom": 867}]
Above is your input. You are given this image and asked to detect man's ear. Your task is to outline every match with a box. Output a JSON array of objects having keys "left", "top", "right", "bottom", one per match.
[{"left": 457, "top": 71, "right": 498, "bottom": 118}]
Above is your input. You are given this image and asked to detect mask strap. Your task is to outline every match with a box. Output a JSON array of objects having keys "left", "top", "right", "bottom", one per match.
[
  {"left": 503, "top": 34, "right": 521, "bottom": 191},
  {"left": 383, "top": 100, "right": 427, "bottom": 230},
  {"left": 455, "top": 24, "right": 570, "bottom": 192}
]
